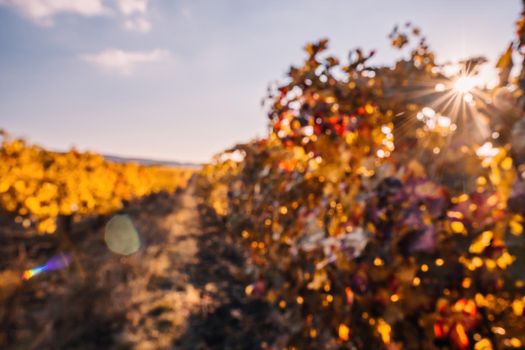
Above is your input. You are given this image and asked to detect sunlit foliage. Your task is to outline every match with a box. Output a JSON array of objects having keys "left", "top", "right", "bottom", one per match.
[
  {"left": 0, "top": 133, "right": 192, "bottom": 234},
  {"left": 198, "top": 14, "right": 525, "bottom": 350}
]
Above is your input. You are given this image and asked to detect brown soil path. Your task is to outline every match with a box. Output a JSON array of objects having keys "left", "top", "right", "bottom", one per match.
[{"left": 0, "top": 183, "right": 280, "bottom": 349}]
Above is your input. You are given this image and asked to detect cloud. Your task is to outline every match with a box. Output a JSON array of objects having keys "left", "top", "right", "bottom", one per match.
[
  {"left": 117, "top": 0, "right": 151, "bottom": 32},
  {"left": 0, "top": 0, "right": 109, "bottom": 26},
  {"left": 80, "top": 48, "right": 172, "bottom": 75},
  {"left": 0, "top": 0, "right": 152, "bottom": 32},
  {"left": 123, "top": 16, "right": 151, "bottom": 33},
  {"left": 116, "top": 0, "right": 148, "bottom": 16}
]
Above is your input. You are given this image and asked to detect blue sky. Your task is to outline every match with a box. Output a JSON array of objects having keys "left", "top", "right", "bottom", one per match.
[{"left": 0, "top": 0, "right": 521, "bottom": 163}]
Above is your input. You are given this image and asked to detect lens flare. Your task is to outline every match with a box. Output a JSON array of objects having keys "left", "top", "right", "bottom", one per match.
[
  {"left": 104, "top": 215, "right": 141, "bottom": 255},
  {"left": 454, "top": 75, "right": 477, "bottom": 94},
  {"left": 21, "top": 253, "right": 72, "bottom": 281}
]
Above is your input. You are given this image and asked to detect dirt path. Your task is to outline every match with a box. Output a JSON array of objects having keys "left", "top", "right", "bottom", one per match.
[
  {"left": 112, "top": 184, "right": 213, "bottom": 349},
  {"left": 1, "top": 183, "right": 280, "bottom": 349}
]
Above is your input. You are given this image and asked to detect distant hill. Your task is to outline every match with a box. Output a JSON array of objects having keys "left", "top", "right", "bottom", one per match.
[{"left": 104, "top": 154, "right": 201, "bottom": 169}]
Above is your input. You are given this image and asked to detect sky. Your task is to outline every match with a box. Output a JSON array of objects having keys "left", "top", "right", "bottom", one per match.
[{"left": 0, "top": 0, "right": 522, "bottom": 163}]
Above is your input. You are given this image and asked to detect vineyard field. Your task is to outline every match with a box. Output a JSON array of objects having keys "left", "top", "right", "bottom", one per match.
[
  {"left": 0, "top": 133, "right": 193, "bottom": 235},
  {"left": 2, "top": 2, "right": 525, "bottom": 350}
]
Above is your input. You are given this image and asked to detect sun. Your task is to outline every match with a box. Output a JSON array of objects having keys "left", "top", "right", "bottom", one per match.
[{"left": 453, "top": 75, "right": 478, "bottom": 94}]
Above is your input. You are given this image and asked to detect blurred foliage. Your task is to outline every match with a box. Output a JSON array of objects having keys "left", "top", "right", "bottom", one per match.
[
  {"left": 197, "top": 9, "right": 525, "bottom": 350},
  {"left": 0, "top": 134, "right": 193, "bottom": 234}
]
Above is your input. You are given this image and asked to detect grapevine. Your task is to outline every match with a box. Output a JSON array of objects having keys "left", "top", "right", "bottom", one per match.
[
  {"left": 0, "top": 132, "right": 193, "bottom": 234},
  {"left": 198, "top": 17, "right": 525, "bottom": 350}
]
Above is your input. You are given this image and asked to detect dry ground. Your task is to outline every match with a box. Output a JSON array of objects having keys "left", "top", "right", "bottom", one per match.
[{"left": 0, "top": 183, "right": 281, "bottom": 350}]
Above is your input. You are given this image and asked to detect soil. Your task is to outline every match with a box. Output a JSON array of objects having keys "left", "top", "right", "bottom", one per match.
[{"left": 0, "top": 183, "right": 282, "bottom": 350}]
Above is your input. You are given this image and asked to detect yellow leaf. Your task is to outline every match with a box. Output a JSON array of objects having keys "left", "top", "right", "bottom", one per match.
[{"left": 338, "top": 323, "right": 350, "bottom": 341}]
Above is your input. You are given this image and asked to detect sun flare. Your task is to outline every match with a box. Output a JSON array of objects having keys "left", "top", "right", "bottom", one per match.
[{"left": 454, "top": 75, "right": 478, "bottom": 94}]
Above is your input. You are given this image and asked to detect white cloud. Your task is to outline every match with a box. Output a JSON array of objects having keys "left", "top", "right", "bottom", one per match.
[
  {"left": 81, "top": 48, "right": 172, "bottom": 75},
  {"left": 116, "top": 0, "right": 148, "bottom": 16},
  {"left": 0, "top": 0, "right": 109, "bottom": 26},
  {"left": 123, "top": 17, "right": 151, "bottom": 33},
  {"left": 117, "top": 0, "right": 150, "bottom": 33},
  {"left": 0, "top": 0, "right": 153, "bottom": 32}
]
